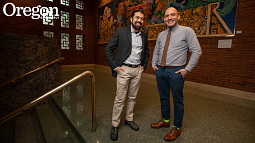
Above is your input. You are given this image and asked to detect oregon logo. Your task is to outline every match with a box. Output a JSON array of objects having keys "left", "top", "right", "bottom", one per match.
[{"left": 3, "top": 3, "right": 59, "bottom": 19}]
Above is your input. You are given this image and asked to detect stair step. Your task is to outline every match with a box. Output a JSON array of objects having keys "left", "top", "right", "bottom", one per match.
[
  {"left": 36, "top": 100, "right": 82, "bottom": 143},
  {"left": 15, "top": 111, "right": 45, "bottom": 143},
  {"left": 52, "top": 91, "right": 108, "bottom": 142}
]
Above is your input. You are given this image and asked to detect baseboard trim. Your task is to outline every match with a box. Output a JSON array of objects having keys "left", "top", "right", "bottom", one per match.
[{"left": 61, "top": 64, "right": 255, "bottom": 101}]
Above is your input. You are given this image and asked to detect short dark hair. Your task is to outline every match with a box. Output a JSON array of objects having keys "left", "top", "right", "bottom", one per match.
[{"left": 131, "top": 10, "right": 144, "bottom": 18}]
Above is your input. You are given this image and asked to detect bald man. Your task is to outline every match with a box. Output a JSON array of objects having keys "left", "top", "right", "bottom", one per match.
[{"left": 151, "top": 7, "right": 202, "bottom": 141}]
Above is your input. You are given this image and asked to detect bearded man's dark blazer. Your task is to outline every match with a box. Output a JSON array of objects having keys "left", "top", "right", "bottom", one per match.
[{"left": 105, "top": 26, "right": 150, "bottom": 77}]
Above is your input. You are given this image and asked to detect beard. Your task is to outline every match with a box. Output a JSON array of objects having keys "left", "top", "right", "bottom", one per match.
[{"left": 132, "top": 21, "right": 142, "bottom": 31}]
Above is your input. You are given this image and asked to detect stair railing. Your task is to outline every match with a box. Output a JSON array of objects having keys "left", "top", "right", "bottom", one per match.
[
  {"left": 0, "top": 70, "right": 96, "bottom": 132},
  {"left": 0, "top": 57, "right": 65, "bottom": 87}
]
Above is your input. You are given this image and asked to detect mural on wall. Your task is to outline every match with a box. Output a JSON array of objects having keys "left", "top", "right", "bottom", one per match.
[{"left": 98, "top": 0, "right": 238, "bottom": 43}]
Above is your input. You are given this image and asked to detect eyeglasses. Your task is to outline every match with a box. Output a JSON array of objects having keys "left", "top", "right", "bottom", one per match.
[{"left": 134, "top": 16, "right": 144, "bottom": 21}]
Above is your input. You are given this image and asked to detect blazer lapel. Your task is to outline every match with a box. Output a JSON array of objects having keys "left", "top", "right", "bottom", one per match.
[{"left": 126, "top": 26, "right": 132, "bottom": 47}]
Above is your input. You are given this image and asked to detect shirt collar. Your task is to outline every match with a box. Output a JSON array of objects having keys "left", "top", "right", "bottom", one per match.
[
  {"left": 131, "top": 25, "right": 141, "bottom": 35},
  {"left": 168, "top": 24, "right": 179, "bottom": 31}
]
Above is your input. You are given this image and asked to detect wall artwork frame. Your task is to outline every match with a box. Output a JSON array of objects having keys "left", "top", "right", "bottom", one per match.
[{"left": 98, "top": 0, "right": 238, "bottom": 44}]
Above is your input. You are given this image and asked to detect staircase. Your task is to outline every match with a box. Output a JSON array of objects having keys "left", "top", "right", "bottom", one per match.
[
  {"left": 0, "top": 91, "right": 108, "bottom": 143},
  {"left": 0, "top": 69, "right": 108, "bottom": 143}
]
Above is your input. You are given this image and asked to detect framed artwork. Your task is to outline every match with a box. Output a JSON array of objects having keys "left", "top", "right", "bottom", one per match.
[{"left": 98, "top": 0, "right": 238, "bottom": 43}]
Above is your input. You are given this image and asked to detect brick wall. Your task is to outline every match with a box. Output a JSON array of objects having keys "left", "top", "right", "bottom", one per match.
[
  {"left": 94, "top": 0, "right": 255, "bottom": 93},
  {"left": 0, "top": 0, "right": 95, "bottom": 65}
]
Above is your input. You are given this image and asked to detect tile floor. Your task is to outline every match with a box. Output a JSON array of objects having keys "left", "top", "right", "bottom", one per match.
[{"left": 56, "top": 66, "right": 255, "bottom": 143}]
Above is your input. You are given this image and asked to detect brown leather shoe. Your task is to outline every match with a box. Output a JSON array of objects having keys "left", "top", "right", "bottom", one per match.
[
  {"left": 151, "top": 119, "right": 170, "bottom": 129},
  {"left": 164, "top": 127, "right": 181, "bottom": 141}
]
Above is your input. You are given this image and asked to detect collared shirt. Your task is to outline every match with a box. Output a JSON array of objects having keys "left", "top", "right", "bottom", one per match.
[
  {"left": 152, "top": 24, "right": 202, "bottom": 72},
  {"left": 114, "top": 26, "right": 142, "bottom": 71},
  {"left": 124, "top": 25, "right": 142, "bottom": 65}
]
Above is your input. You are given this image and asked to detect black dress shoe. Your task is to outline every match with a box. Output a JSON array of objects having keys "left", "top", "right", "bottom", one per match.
[
  {"left": 125, "top": 120, "right": 139, "bottom": 131},
  {"left": 110, "top": 126, "right": 118, "bottom": 141}
]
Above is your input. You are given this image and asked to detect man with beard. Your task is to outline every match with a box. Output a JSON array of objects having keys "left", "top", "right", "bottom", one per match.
[
  {"left": 105, "top": 10, "right": 150, "bottom": 141},
  {"left": 151, "top": 7, "right": 202, "bottom": 141}
]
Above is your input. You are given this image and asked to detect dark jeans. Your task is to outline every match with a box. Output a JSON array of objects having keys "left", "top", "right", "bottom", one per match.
[{"left": 155, "top": 66, "right": 185, "bottom": 128}]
